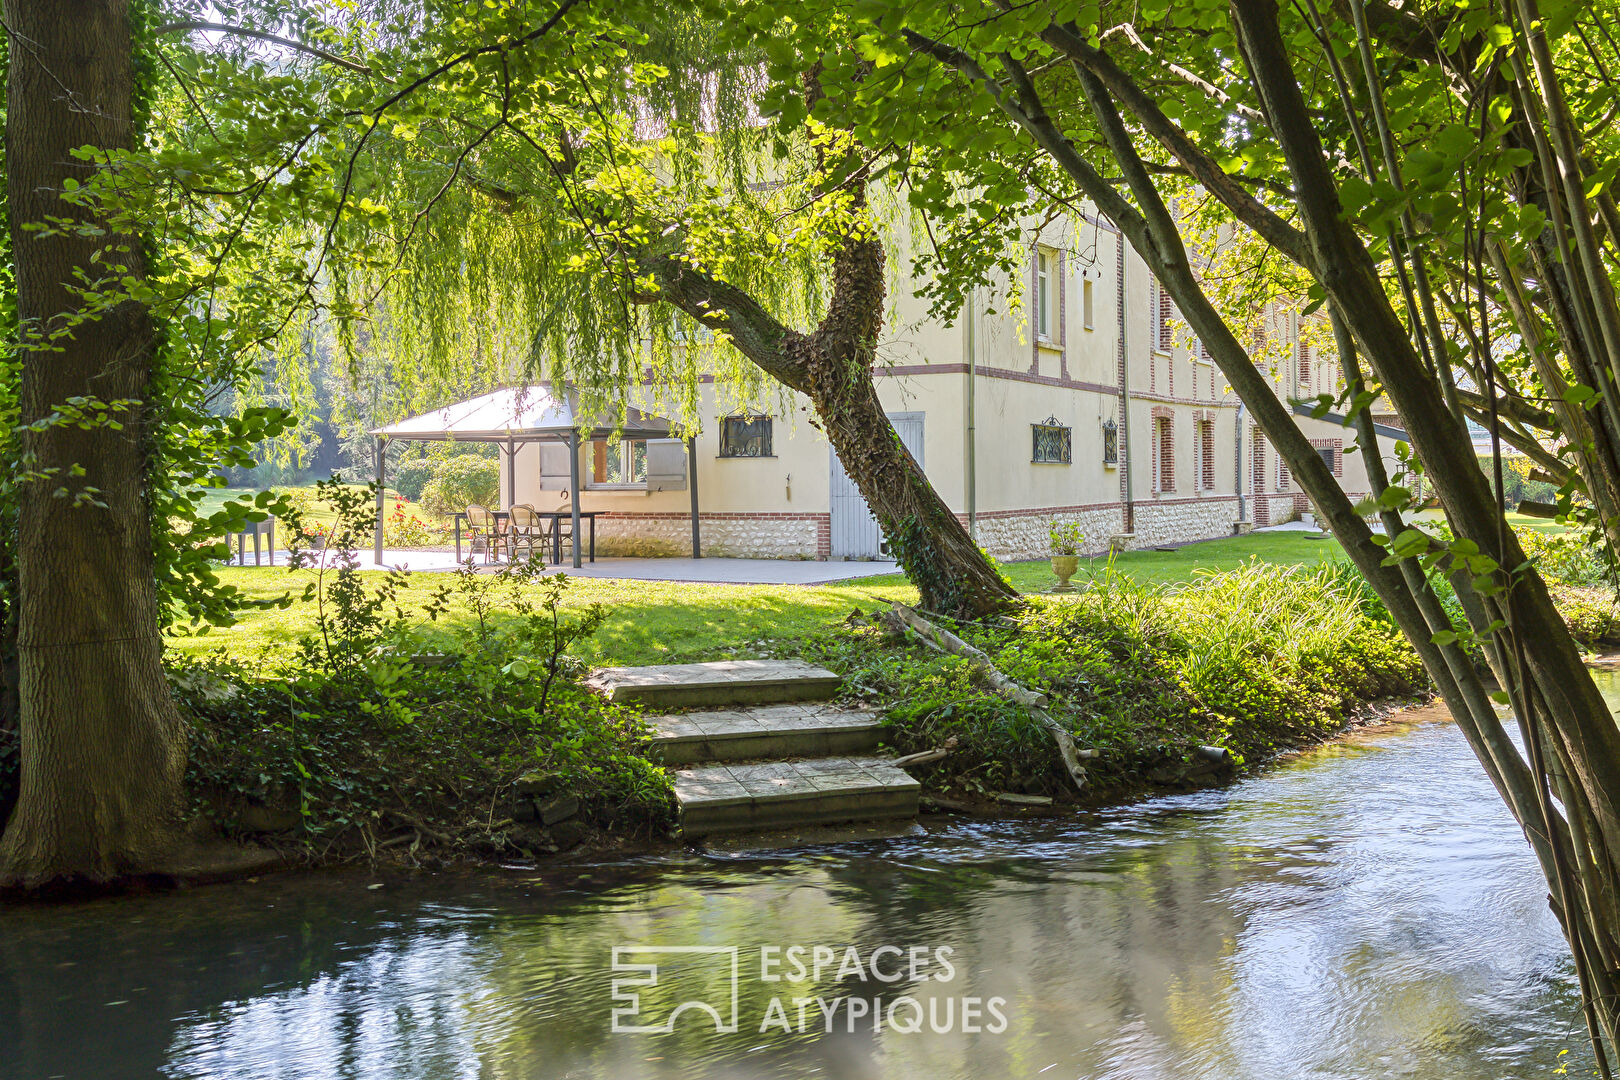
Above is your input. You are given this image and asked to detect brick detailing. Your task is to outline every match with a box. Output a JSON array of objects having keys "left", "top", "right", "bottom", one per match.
[
  {"left": 1309, "top": 436, "right": 1344, "bottom": 477},
  {"left": 1252, "top": 428, "right": 1269, "bottom": 526},
  {"left": 1152, "top": 406, "right": 1175, "bottom": 494},
  {"left": 1030, "top": 245, "right": 1040, "bottom": 374},
  {"left": 1057, "top": 248, "right": 1068, "bottom": 380},
  {"left": 1197, "top": 415, "right": 1216, "bottom": 491}
]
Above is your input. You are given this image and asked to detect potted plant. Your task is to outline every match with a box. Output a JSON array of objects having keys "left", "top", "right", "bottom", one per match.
[{"left": 1048, "top": 520, "right": 1085, "bottom": 593}]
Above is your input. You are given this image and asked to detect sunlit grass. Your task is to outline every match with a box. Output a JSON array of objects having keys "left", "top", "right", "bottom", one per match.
[{"left": 167, "top": 531, "right": 1352, "bottom": 667}]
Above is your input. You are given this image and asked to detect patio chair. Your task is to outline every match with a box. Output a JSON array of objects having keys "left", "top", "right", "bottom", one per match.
[
  {"left": 508, "top": 504, "right": 548, "bottom": 562},
  {"left": 465, "top": 504, "right": 509, "bottom": 564},
  {"left": 550, "top": 491, "right": 576, "bottom": 560}
]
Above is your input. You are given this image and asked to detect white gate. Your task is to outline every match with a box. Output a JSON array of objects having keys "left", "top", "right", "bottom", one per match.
[{"left": 830, "top": 412, "right": 924, "bottom": 559}]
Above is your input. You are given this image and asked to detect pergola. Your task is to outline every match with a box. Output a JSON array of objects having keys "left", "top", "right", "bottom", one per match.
[{"left": 369, "top": 385, "right": 700, "bottom": 568}]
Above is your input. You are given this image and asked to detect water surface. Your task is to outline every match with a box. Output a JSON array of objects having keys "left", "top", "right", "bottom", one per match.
[{"left": 0, "top": 710, "right": 1595, "bottom": 1080}]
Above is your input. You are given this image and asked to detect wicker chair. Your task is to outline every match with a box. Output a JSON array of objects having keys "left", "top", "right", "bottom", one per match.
[
  {"left": 508, "top": 504, "right": 548, "bottom": 562},
  {"left": 464, "top": 504, "right": 509, "bottom": 563}
]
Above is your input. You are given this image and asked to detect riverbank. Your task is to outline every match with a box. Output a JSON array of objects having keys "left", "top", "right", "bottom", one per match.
[{"left": 151, "top": 557, "right": 1432, "bottom": 874}]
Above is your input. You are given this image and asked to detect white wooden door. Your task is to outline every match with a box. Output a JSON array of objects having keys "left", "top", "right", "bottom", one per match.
[{"left": 830, "top": 412, "right": 924, "bottom": 559}]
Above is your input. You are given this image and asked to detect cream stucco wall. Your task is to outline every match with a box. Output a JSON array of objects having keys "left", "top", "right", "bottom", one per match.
[{"left": 487, "top": 204, "right": 1395, "bottom": 561}]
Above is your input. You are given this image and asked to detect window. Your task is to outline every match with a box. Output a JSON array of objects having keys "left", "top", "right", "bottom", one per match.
[
  {"left": 1153, "top": 277, "right": 1175, "bottom": 352},
  {"left": 592, "top": 438, "right": 647, "bottom": 485},
  {"left": 1318, "top": 445, "right": 1337, "bottom": 474},
  {"left": 1036, "top": 251, "right": 1054, "bottom": 341},
  {"left": 1154, "top": 415, "right": 1175, "bottom": 492},
  {"left": 1298, "top": 340, "right": 1312, "bottom": 393},
  {"left": 671, "top": 311, "right": 714, "bottom": 344},
  {"left": 719, "top": 415, "right": 773, "bottom": 458},
  {"left": 1199, "top": 419, "right": 1216, "bottom": 490},
  {"left": 1082, "top": 279, "right": 1095, "bottom": 331},
  {"left": 1032, "top": 419, "right": 1072, "bottom": 464},
  {"left": 1102, "top": 418, "right": 1118, "bottom": 465}
]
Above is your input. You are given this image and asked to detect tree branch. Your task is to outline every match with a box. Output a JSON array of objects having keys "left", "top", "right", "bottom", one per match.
[{"left": 154, "top": 21, "right": 380, "bottom": 77}]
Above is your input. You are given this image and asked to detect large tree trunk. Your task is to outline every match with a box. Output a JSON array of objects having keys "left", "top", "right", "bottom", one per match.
[
  {"left": 644, "top": 220, "right": 1017, "bottom": 619},
  {"left": 0, "top": 0, "right": 188, "bottom": 888}
]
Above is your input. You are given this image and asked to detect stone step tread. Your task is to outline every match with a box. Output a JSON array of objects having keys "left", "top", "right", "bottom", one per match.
[
  {"left": 674, "top": 756, "right": 920, "bottom": 836},
  {"left": 674, "top": 757, "right": 920, "bottom": 805},
  {"left": 649, "top": 704, "right": 882, "bottom": 742},
  {"left": 588, "top": 659, "right": 841, "bottom": 706}
]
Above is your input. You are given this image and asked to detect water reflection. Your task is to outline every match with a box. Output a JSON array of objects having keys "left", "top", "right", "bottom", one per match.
[{"left": 0, "top": 712, "right": 1596, "bottom": 1080}]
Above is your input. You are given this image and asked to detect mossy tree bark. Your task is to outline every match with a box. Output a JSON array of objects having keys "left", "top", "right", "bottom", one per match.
[
  {"left": 642, "top": 212, "right": 1017, "bottom": 619},
  {"left": 0, "top": 0, "right": 188, "bottom": 889}
]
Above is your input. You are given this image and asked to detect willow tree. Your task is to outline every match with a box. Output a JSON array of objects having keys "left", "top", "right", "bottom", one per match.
[
  {"left": 735, "top": 0, "right": 1620, "bottom": 1060},
  {"left": 274, "top": 4, "right": 1017, "bottom": 616}
]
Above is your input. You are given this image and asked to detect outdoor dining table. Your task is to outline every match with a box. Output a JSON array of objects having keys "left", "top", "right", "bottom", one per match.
[{"left": 452, "top": 509, "right": 597, "bottom": 565}]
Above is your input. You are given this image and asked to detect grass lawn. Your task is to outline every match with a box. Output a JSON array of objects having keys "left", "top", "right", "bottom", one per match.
[
  {"left": 169, "top": 530, "right": 1348, "bottom": 667},
  {"left": 195, "top": 484, "right": 442, "bottom": 532}
]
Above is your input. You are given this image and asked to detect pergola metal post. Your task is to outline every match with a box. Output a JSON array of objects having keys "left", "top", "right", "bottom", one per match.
[
  {"left": 568, "top": 430, "right": 583, "bottom": 569},
  {"left": 373, "top": 436, "right": 388, "bottom": 565},
  {"left": 504, "top": 436, "right": 516, "bottom": 509},
  {"left": 688, "top": 435, "right": 701, "bottom": 558}
]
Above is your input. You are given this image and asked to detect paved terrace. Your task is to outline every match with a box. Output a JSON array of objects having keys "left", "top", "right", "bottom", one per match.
[{"left": 226, "top": 549, "right": 902, "bottom": 586}]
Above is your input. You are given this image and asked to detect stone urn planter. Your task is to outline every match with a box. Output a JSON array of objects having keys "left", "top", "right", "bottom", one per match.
[{"left": 1049, "top": 554, "right": 1080, "bottom": 593}]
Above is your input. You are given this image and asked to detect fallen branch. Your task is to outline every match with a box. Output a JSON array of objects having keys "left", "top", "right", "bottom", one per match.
[
  {"left": 893, "top": 748, "right": 950, "bottom": 768},
  {"left": 887, "top": 601, "right": 1090, "bottom": 791}
]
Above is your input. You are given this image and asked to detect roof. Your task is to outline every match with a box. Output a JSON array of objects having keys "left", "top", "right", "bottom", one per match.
[{"left": 371, "top": 386, "right": 674, "bottom": 442}]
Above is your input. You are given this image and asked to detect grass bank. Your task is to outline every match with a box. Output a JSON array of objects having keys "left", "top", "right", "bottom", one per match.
[
  {"left": 169, "top": 531, "right": 1351, "bottom": 666},
  {"left": 160, "top": 530, "right": 1430, "bottom": 865},
  {"left": 797, "top": 561, "right": 1426, "bottom": 803}
]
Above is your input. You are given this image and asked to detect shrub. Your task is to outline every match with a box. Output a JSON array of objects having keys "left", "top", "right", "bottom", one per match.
[
  {"left": 179, "top": 477, "right": 671, "bottom": 857},
  {"left": 420, "top": 456, "right": 498, "bottom": 515},
  {"left": 1554, "top": 586, "right": 1620, "bottom": 648},
  {"left": 1517, "top": 527, "right": 1616, "bottom": 589},
  {"left": 801, "top": 560, "right": 1426, "bottom": 799}
]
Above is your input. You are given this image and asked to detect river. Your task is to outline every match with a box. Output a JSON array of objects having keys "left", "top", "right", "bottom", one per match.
[{"left": 0, "top": 697, "right": 1602, "bottom": 1079}]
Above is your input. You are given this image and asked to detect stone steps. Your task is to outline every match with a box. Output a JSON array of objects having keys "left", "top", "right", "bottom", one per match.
[
  {"left": 588, "top": 659, "right": 841, "bottom": 708},
  {"left": 673, "top": 758, "right": 920, "bottom": 836},
  {"left": 591, "top": 657, "right": 920, "bottom": 839},
  {"left": 646, "top": 703, "right": 884, "bottom": 766}
]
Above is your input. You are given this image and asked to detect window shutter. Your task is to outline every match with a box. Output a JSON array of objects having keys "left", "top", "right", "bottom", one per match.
[
  {"left": 1157, "top": 282, "right": 1174, "bottom": 351},
  {"left": 538, "top": 443, "right": 572, "bottom": 490},
  {"left": 1298, "top": 341, "right": 1312, "bottom": 392},
  {"left": 645, "top": 439, "right": 688, "bottom": 491}
]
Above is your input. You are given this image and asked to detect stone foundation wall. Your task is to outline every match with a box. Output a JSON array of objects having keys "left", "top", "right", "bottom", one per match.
[
  {"left": 593, "top": 512, "right": 828, "bottom": 559},
  {"left": 1129, "top": 497, "right": 1242, "bottom": 547},
  {"left": 968, "top": 506, "right": 1128, "bottom": 561}
]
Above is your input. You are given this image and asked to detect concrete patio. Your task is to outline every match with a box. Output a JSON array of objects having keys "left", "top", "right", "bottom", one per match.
[{"left": 227, "top": 549, "right": 902, "bottom": 585}]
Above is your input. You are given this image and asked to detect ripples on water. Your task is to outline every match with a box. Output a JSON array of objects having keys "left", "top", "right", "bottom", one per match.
[{"left": 0, "top": 714, "right": 1597, "bottom": 1080}]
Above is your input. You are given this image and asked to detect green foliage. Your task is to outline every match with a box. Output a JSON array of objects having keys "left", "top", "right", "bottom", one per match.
[
  {"left": 418, "top": 455, "right": 499, "bottom": 515},
  {"left": 1483, "top": 455, "right": 1557, "bottom": 508},
  {"left": 178, "top": 481, "right": 668, "bottom": 852},
  {"left": 803, "top": 562, "right": 1425, "bottom": 798},
  {"left": 1048, "top": 519, "right": 1085, "bottom": 556},
  {"left": 393, "top": 443, "right": 494, "bottom": 501},
  {"left": 1518, "top": 527, "right": 1617, "bottom": 589},
  {"left": 1553, "top": 588, "right": 1620, "bottom": 649}
]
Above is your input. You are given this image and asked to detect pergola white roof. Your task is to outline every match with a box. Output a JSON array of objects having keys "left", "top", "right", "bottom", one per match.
[
  {"left": 366, "top": 385, "right": 698, "bottom": 569},
  {"left": 370, "top": 385, "right": 674, "bottom": 443}
]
